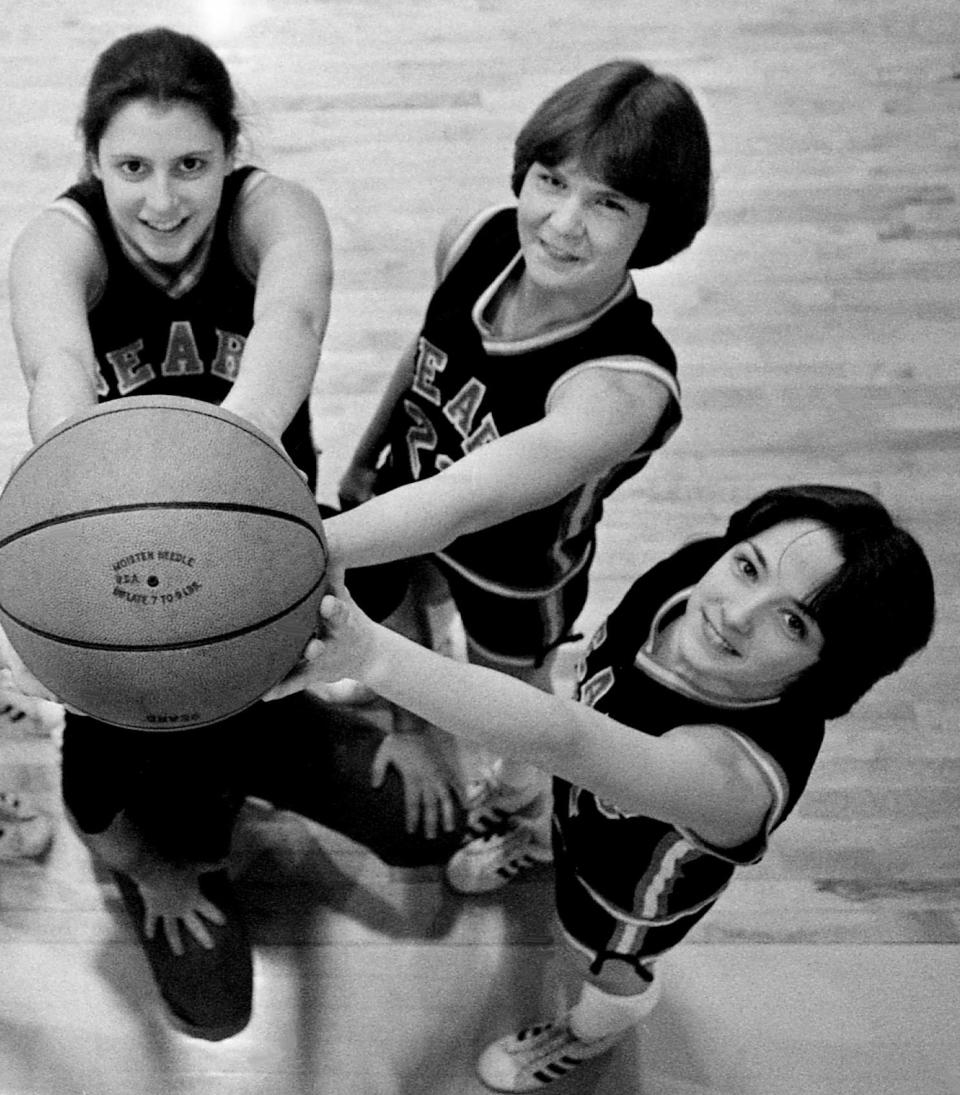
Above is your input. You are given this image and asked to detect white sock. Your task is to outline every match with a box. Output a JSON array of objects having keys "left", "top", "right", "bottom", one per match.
[{"left": 567, "top": 979, "right": 660, "bottom": 1042}]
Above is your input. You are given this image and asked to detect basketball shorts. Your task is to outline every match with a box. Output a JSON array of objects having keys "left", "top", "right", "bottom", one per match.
[{"left": 550, "top": 807, "right": 718, "bottom": 995}]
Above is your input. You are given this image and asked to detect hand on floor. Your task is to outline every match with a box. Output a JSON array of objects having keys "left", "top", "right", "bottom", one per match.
[{"left": 134, "top": 864, "right": 228, "bottom": 956}]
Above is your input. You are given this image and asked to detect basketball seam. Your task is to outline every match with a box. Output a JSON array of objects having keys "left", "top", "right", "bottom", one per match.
[
  {"left": 0, "top": 571, "right": 327, "bottom": 652},
  {"left": 10, "top": 399, "right": 281, "bottom": 464},
  {"left": 0, "top": 501, "right": 329, "bottom": 551}
]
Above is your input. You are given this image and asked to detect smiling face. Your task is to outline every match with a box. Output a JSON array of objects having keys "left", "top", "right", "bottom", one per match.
[
  {"left": 514, "top": 158, "right": 649, "bottom": 313},
  {"left": 668, "top": 520, "right": 844, "bottom": 702},
  {"left": 91, "top": 97, "right": 233, "bottom": 267}
]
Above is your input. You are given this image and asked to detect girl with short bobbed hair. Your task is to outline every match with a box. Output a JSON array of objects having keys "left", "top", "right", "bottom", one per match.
[
  {"left": 511, "top": 59, "right": 712, "bottom": 269},
  {"left": 326, "top": 59, "right": 714, "bottom": 878},
  {"left": 721, "top": 483, "right": 936, "bottom": 719},
  {"left": 269, "top": 482, "right": 935, "bottom": 1093}
]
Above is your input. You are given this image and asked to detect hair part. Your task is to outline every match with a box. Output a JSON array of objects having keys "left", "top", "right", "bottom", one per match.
[
  {"left": 511, "top": 59, "right": 712, "bottom": 268},
  {"left": 723, "top": 484, "right": 936, "bottom": 719},
  {"left": 79, "top": 27, "right": 241, "bottom": 165}
]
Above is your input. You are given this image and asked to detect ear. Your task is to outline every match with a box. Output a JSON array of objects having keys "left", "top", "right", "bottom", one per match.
[{"left": 88, "top": 152, "right": 102, "bottom": 181}]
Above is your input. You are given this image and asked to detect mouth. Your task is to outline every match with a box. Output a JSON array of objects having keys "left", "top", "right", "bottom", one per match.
[
  {"left": 538, "top": 237, "right": 583, "bottom": 265},
  {"left": 139, "top": 216, "right": 190, "bottom": 236},
  {"left": 702, "top": 610, "right": 740, "bottom": 656}
]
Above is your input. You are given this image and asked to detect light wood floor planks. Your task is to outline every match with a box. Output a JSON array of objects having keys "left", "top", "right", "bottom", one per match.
[{"left": 0, "top": 1, "right": 958, "bottom": 1092}]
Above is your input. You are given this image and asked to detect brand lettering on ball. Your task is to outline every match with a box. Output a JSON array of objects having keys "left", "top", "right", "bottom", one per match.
[{"left": 111, "top": 548, "right": 202, "bottom": 605}]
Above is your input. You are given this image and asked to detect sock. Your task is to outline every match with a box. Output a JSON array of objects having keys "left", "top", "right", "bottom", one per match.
[
  {"left": 496, "top": 759, "right": 550, "bottom": 804},
  {"left": 567, "top": 979, "right": 660, "bottom": 1042},
  {"left": 493, "top": 760, "right": 552, "bottom": 841}
]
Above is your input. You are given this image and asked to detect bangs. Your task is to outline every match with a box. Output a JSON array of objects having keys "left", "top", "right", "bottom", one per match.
[{"left": 535, "top": 115, "right": 655, "bottom": 203}]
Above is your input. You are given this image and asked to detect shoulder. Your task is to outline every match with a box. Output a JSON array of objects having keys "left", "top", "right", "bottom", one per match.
[
  {"left": 434, "top": 203, "right": 515, "bottom": 281},
  {"left": 11, "top": 201, "right": 106, "bottom": 297},
  {"left": 229, "top": 169, "right": 331, "bottom": 275},
  {"left": 232, "top": 169, "right": 329, "bottom": 232},
  {"left": 661, "top": 721, "right": 781, "bottom": 850}
]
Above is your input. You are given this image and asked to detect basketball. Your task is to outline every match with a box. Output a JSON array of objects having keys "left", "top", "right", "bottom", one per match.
[{"left": 0, "top": 396, "right": 328, "bottom": 730}]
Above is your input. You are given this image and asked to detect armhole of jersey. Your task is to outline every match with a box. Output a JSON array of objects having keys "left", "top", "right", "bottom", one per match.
[
  {"left": 46, "top": 196, "right": 108, "bottom": 310},
  {"left": 228, "top": 167, "right": 269, "bottom": 286},
  {"left": 545, "top": 355, "right": 682, "bottom": 450},
  {"left": 676, "top": 725, "right": 790, "bottom": 865},
  {"left": 438, "top": 202, "right": 515, "bottom": 281}
]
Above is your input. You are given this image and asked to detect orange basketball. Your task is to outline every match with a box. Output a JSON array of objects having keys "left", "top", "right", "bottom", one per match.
[{"left": 0, "top": 396, "right": 327, "bottom": 730}]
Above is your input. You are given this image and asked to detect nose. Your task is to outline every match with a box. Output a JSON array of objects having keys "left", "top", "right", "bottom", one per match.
[
  {"left": 549, "top": 193, "right": 585, "bottom": 238},
  {"left": 722, "top": 594, "right": 762, "bottom": 635},
  {"left": 143, "top": 172, "right": 177, "bottom": 215}
]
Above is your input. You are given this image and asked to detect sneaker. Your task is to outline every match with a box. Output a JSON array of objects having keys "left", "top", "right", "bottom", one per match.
[
  {"left": 478, "top": 1018, "right": 621, "bottom": 1092},
  {"left": 445, "top": 824, "right": 553, "bottom": 894},
  {"left": 112, "top": 868, "right": 253, "bottom": 1041},
  {"left": 462, "top": 771, "right": 548, "bottom": 842}
]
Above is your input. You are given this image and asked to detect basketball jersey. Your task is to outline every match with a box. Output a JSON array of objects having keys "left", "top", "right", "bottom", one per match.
[
  {"left": 55, "top": 167, "right": 314, "bottom": 476},
  {"left": 374, "top": 205, "right": 682, "bottom": 596},
  {"left": 555, "top": 538, "right": 826, "bottom": 962}
]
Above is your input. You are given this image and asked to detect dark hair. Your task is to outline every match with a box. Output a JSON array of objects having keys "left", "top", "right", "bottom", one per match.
[
  {"left": 723, "top": 484, "right": 936, "bottom": 719},
  {"left": 79, "top": 27, "right": 241, "bottom": 164},
  {"left": 511, "top": 60, "right": 712, "bottom": 269}
]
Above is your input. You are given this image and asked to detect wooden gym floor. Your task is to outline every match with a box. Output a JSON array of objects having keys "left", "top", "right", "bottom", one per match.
[{"left": 0, "top": 1, "right": 958, "bottom": 1092}]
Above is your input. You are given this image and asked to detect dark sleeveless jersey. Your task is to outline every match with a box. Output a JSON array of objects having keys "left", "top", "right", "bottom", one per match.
[
  {"left": 56, "top": 167, "right": 314, "bottom": 476},
  {"left": 554, "top": 538, "right": 826, "bottom": 958},
  {"left": 373, "top": 205, "right": 682, "bottom": 596}
]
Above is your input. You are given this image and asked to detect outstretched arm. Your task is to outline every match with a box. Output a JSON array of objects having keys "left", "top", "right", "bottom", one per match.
[
  {"left": 267, "top": 589, "right": 774, "bottom": 849},
  {"left": 219, "top": 174, "right": 333, "bottom": 441},
  {"left": 325, "top": 363, "right": 672, "bottom": 570},
  {"left": 10, "top": 210, "right": 106, "bottom": 442}
]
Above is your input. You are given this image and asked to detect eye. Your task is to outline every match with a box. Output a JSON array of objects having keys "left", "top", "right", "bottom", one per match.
[
  {"left": 597, "top": 195, "right": 628, "bottom": 214},
  {"left": 733, "top": 552, "right": 758, "bottom": 579},
  {"left": 117, "top": 159, "right": 148, "bottom": 179},
  {"left": 178, "top": 156, "right": 208, "bottom": 176},
  {"left": 781, "top": 610, "right": 809, "bottom": 641},
  {"left": 535, "top": 168, "right": 563, "bottom": 190}
]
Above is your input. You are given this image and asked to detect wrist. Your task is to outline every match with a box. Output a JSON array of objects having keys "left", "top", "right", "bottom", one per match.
[
  {"left": 361, "top": 624, "right": 399, "bottom": 697},
  {"left": 220, "top": 395, "right": 286, "bottom": 442}
]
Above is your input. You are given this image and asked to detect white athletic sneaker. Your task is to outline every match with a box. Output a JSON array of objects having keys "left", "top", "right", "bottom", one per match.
[
  {"left": 445, "top": 824, "right": 553, "bottom": 894},
  {"left": 461, "top": 767, "right": 549, "bottom": 841},
  {"left": 477, "top": 1018, "right": 621, "bottom": 1092}
]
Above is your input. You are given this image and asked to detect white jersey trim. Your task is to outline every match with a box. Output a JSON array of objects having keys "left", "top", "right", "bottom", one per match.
[
  {"left": 48, "top": 196, "right": 107, "bottom": 308},
  {"left": 228, "top": 167, "right": 270, "bottom": 285},
  {"left": 434, "top": 532, "right": 593, "bottom": 598},
  {"left": 571, "top": 855, "right": 735, "bottom": 927},
  {"left": 440, "top": 203, "right": 513, "bottom": 279},
  {"left": 545, "top": 355, "right": 682, "bottom": 413},
  {"left": 635, "top": 589, "right": 781, "bottom": 711},
  {"left": 477, "top": 272, "right": 636, "bottom": 356}
]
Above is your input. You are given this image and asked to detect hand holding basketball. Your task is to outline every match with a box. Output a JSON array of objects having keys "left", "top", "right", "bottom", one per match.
[{"left": 265, "top": 587, "right": 374, "bottom": 701}]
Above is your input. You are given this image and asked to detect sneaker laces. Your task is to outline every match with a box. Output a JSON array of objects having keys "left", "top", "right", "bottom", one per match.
[{"left": 478, "top": 1017, "right": 620, "bottom": 1092}]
